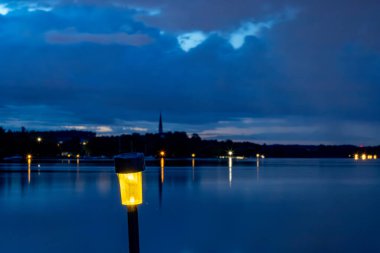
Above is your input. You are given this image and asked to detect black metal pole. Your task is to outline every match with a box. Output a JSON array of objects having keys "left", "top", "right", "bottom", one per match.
[{"left": 127, "top": 205, "right": 140, "bottom": 253}]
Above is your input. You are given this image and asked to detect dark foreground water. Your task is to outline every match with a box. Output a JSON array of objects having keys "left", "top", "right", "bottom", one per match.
[{"left": 1, "top": 159, "right": 380, "bottom": 253}]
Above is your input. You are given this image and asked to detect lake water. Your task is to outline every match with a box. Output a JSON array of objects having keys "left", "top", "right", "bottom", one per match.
[{"left": 1, "top": 158, "right": 380, "bottom": 253}]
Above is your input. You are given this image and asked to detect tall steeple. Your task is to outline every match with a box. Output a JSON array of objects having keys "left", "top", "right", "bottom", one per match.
[{"left": 158, "top": 112, "right": 163, "bottom": 136}]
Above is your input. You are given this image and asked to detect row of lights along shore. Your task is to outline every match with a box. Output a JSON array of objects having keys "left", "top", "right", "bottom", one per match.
[
  {"left": 159, "top": 150, "right": 265, "bottom": 159},
  {"left": 354, "top": 154, "right": 377, "bottom": 160}
]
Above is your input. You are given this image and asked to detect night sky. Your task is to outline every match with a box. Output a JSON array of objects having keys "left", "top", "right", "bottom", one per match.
[{"left": 0, "top": 0, "right": 379, "bottom": 145}]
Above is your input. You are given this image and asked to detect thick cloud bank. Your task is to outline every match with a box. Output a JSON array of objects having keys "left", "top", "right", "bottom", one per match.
[{"left": 0, "top": 0, "right": 379, "bottom": 144}]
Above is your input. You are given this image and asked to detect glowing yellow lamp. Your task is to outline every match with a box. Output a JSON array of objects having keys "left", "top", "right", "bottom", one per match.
[
  {"left": 374, "top": 155, "right": 377, "bottom": 160},
  {"left": 191, "top": 153, "right": 196, "bottom": 158},
  {"left": 76, "top": 154, "right": 80, "bottom": 158},
  {"left": 361, "top": 154, "right": 367, "bottom": 160},
  {"left": 368, "top": 155, "right": 373, "bottom": 160},
  {"left": 160, "top": 151, "right": 165, "bottom": 157},
  {"left": 256, "top": 154, "right": 260, "bottom": 158},
  {"left": 118, "top": 172, "right": 143, "bottom": 206},
  {"left": 27, "top": 154, "right": 32, "bottom": 160},
  {"left": 354, "top": 154, "right": 359, "bottom": 160}
]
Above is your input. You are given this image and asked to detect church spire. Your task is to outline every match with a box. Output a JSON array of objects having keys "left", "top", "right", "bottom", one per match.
[{"left": 158, "top": 112, "right": 163, "bottom": 136}]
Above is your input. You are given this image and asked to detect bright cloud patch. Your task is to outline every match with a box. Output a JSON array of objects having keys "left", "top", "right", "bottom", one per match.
[
  {"left": 0, "top": 4, "right": 11, "bottom": 15},
  {"left": 0, "top": 2, "right": 53, "bottom": 15},
  {"left": 64, "top": 125, "right": 112, "bottom": 133},
  {"left": 96, "top": 126, "right": 113, "bottom": 133},
  {"left": 124, "top": 127, "right": 148, "bottom": 132},
  {"left": 133, "top": 7, "right": 161, "bottom": 16},
  {"left": 229, "top": 21, "right": 273, "bottom": 49},
  {"left": 177, "top": 31, "right": 207, "bottom": 52},
  {"left": 64, "top": 125, "right": 88, "bottom": 131},
  {"left": 27, "top": 4, "right": 53, "bottom": 12}
]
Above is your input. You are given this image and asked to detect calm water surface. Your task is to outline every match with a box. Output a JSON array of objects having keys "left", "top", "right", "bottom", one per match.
[{"left": 1, "top": 159, "right": 380, "bottom": 253}]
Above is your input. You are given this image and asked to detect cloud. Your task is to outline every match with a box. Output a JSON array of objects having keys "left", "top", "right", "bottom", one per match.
[
  {"left": 0, "top": 0, "right": 380, "bottom": 144},
  {"left": 229, "top": 21, "right": 273, "bottom": 49},
  {"left": 96, "top": 126, "right": 112, "bottom": 133},
  {"left": 0, "top": 4, "right": 11, "bottom": 15},
  {"left": 132, "top": 7, "right": 161, "bottom": 16},
  {"left": 124, "top": 127, "right": 148, "bottom": 132},
  {"left": 176, "top": 19, "right": 277, "bottom": 52},
  {"left": 45, "top": 29, "right": 152, "bottom": 46},
  {"left": 63, "top": 125, "right": 112, "bottom": 133},
  {"left": 0, "top": 2, "right": 53, "bottom": 15},
  {"left": 177, "top": 31, "right": 208, "bottom": 52},
  {"left": 63, "top": 125, "right": 88, "bottom": 131},
  {"left": 27, "top": 4, "right": 53, "bottom": 12}
]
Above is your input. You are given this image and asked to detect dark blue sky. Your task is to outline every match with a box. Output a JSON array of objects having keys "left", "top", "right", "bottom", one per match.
[{"left": 0, "top": 0, "right": 379, "bottom": 144}]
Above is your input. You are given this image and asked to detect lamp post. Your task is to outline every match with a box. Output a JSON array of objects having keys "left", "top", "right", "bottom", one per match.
[{"left": 115, "top": 153, "right": 145, "bottom": 253}]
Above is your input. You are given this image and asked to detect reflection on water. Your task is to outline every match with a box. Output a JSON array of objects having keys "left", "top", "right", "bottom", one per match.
[
  {"left": 192, "top": 158, "right": 195, "bottom": 181},
  {"left": 160, "top": 158, "right": 164, "bottom": 184},
  {"left": 256, "top": 157, "right": 260, "bottom": 181},
  {"left": 159, "top": 158, "right": 164, "bottom": 208},
  {"left": 27, "top": 158, "right": 31, "bottom": 184},
  {"left": 228, "top": 157, "right": 232, "bottom": 187},
  {"left": 1, "top": 159, "right": 380, "bottom": 253}
]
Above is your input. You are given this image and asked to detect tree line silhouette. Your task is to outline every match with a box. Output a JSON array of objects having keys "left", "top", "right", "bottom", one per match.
[{"left": 0, "top": 127, "right": 378, "bottom": 159}]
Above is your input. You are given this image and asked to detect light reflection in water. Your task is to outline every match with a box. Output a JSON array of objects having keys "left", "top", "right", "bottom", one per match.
[
  {"left": 1, "top": 160, "right": 380, "bottom": 253},
  {"left": 160, "top": 158, "right": 165, "bottom": 184},
  {"left": 75, "top": 165, "right": 84, "bottom": 193},
  {"left": 96, "top": 173, "right": 111, "bottom": 195},
  {"left": 192, "top": 158, "right": 195, "bottom": 181},
  {"left": 27, "top": 158, "right": 31, "bottom": 184},
  {"left": 159, "top": 158, "right": 164, "bottom": 208},
  {"left": 257, "top": 158, "right": 260, "bottom": 181},
  {"left": 228, "top": 157, "right": 232, "bottom": 187}
]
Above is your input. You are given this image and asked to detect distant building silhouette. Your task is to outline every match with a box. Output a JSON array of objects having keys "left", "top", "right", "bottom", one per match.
[{"left": 158, "top": 113, "right": 164, "bottom": 137}]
